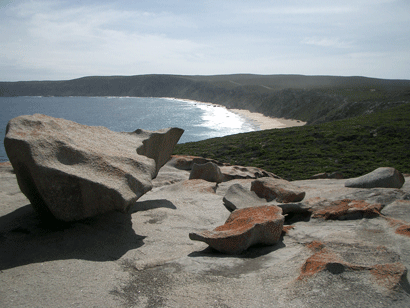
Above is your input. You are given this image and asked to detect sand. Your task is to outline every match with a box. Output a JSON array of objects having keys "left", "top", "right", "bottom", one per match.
[
  {"left": 230, "top": 108, "right": 306, "bottom": 130},
  {"left": 165, "top": 97, "right": 307, "bottom": 130}
]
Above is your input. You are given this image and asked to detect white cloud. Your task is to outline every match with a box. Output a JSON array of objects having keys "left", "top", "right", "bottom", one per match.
[
  {"left": 1, "top": 0, "right": 206, "bottom": 78},
  {"left": 301, "top": 37, "right": 353, "bottom": 49},
  {"left": 0, "top": 0, "right": 409, "bottom": 80},
  {"left": 247, "top": 6, "right": 354, "bottom": 15}
]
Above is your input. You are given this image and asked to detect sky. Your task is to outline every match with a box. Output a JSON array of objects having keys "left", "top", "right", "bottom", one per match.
[{"left": 1, "top": 0, "right": 409, "bottom": 81}]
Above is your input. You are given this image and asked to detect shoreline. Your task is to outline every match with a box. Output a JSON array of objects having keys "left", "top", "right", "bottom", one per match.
[{"left": 164, "top": 97, "right": 307, "bottom": 130}]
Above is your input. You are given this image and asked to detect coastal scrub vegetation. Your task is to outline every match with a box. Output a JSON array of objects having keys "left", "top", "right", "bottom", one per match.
[{"left": 174, "top": 103, "right": 410, "bottom": 180}]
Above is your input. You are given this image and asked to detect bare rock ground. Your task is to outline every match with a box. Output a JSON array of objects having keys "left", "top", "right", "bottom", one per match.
[{"left": 1, "top": 161, "right": 410, "bottom": 307}]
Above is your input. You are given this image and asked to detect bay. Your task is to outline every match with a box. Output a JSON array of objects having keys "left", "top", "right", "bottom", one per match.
[{"left": 0, "top": 96, "right": 258, "bottom": 162}]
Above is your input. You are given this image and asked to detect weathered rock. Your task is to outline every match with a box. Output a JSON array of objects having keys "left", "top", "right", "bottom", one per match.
[
  {"left": 4, "top": 114, "right": 183, "bottom": 221},
  {"left": 223, "top": 183, "right": 312, "bottom": 217},
  {"left": 345, "top": 167, "right": 405, "bottom": 189},
  {"left": 168, "top": 155, "right": 226, "bottom": 170},
  {"left": 134, "top": 128, "right": 185, "bottom": 176},
  {"left": 189, "top": 205, "right": 284, "bottom": 254},
  {"left": 298, "top": 241, "right": 409, "bottom": 294},
  {"left": 251, "top": 177, "right": 306, "bottom": 203},
  {"left": 223, "top": 183, "right": 268, "bottom": 212},
  {"left": 189, "top": 162, "right": 224, "bottom": 183},
  {"left": 220, "top": 165, "right": 281, "bottom": 181},
  {"left": 168, "top": 155, "right": 280, "bottom": 181},
  {"left": 311, "top": 199, "right": 382, "bottom": 220}
]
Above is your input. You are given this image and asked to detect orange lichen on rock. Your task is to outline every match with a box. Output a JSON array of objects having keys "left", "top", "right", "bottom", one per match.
[
  {"left": 382, "top": 216, "right": 410, "bottom": 238},
  {"left": 370, "top": 263, "right": 408, "bottom": 291},
  {"left": 298, "top": 242, "right": 347, "bottom": 280},
  {"left": 395, "top": 224, "right": 410, "bottom": 237},
  {"left": 298, "top": 241, "right": 410, "bottom": 293},
  {"left": 215, "top": 205, "right": 283, "bottom": 232},
  {"left": 312, "top": 199, "right": 382, "bottom": 220},
  {"left": 306, "top": 240, "right": 325, "bottom": 252},
  {"left": 189, "top": 205, "right": 284, "bottom": 254}
]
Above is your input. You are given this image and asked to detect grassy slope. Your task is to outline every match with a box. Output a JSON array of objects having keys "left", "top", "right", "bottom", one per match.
[{"left": 174, "top": 103, "right": 410, "bottom": 181}]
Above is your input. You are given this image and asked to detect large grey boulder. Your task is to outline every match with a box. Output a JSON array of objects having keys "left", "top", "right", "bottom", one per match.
[
  {"left": 4, "top": 114, "right": 183, "bottom": 221},
  {"left": 345, "top": 167, "right": 405, "bottom": 189},
  {"left": 189, "top": 205, "right": 284, "bottom": 254}
]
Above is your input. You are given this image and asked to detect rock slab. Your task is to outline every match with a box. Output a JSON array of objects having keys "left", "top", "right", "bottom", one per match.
[
  {"left": 189, "top": 205, "right": 284, "bottom": 254},
  {"left": 345, "top": 167, "right": 405, "bottom": 189},
  {"left": 4, "top": 114, "right": 183, "bottom": 221},
  {"left": 251, "top": 177, "right": 306, "bottom": 203}
]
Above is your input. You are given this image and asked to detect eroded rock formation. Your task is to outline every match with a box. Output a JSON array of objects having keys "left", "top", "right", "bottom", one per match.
[{"left": 4, "top": 114, "right": 183, "bottom": 221}]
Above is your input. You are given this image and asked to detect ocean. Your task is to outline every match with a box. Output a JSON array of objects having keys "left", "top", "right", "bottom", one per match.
[{"left": 0, "top": 96, "right": 258, "bottom": 162}]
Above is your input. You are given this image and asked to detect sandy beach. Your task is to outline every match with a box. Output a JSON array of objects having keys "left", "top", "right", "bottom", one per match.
[
  {"left": 166, "top": 97, "right": 307, "bottom": 130},
  {"left": 230, "top": 108, "right": 306, "bottom": 130}
]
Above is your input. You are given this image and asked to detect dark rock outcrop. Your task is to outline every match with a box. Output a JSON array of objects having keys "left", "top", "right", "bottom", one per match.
[
  {"left": 4, "top": 114, "right": 183, "bottom": 221},
  {"left": 189, "top": 205, "right": 284, "bottom": 254}
]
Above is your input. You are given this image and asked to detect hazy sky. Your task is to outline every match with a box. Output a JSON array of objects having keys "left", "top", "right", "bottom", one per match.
[{"left": 1, "top": 0, "right": 409, "bottom": 81}]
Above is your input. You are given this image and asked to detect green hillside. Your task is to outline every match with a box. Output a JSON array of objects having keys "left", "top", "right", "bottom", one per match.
[{"left": 173, "top": 103, "right": 410, "bottom": 181}]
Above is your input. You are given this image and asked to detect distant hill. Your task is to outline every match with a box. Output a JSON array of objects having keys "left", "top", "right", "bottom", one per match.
[{"left": 1, "top": 74, "right": 410, "bottom": 124}]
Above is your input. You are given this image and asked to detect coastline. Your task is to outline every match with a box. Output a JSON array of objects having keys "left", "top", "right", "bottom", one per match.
[{"left": 165, "top": 97, "right": 307, "bottom": 130}]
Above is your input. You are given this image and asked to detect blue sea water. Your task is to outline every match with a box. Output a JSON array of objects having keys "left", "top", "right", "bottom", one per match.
[{"left": 0, "top": 96, "right": 258, "bottom": 162}]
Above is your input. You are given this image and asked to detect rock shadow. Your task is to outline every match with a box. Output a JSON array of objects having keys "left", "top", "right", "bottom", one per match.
[
  {"left": 128, "top": 199, "right": 177, "bottom": 213},
  {"left": 188, "top": 241, "right": 286, "bottom": 259},
  {"left": 0, "top": 204, "right": 145, "bottom": 271}
]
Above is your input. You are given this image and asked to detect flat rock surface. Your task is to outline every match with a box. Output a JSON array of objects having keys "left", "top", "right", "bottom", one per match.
[{"left": 1, "top": 162, "right": 410, "bottom": 307}]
